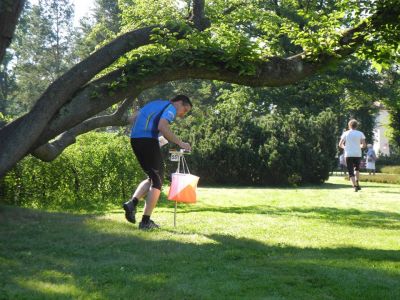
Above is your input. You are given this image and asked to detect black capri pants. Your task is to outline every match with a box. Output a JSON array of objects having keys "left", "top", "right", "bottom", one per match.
[
  {"left": 130, "top": 138, "right": 164, "bottom": 190},
  {"left": 346, "top": 157, "right": 361, "bottom": 178}
]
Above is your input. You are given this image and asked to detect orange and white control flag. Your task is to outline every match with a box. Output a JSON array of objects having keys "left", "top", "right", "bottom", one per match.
[{"left": 168, "top": 173, "right": 199, "bottom": 203}]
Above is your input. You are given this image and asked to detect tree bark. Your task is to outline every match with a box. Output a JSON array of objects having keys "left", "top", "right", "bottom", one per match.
[
  {"left": 31, "top": 54, "right": 318, "bottom": 151},
  {"left": 0, "top": 0, "right": 25, "bottom": 63}
]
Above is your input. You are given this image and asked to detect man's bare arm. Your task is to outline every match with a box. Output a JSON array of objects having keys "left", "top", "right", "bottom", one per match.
[
  {"left": 158, "top": 118, "right": 191, "bottom": 150},
  {"left": 339, "top": 138, "right": 345, "bottom": 149}
]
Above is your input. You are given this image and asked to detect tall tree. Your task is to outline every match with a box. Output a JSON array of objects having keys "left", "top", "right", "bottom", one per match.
[
  {"left": 0, "top": 52, "right": 17, "bottom": 116},
  {"left": 73, "top": 0, "right": 122, "bottom": 60},
  {"left": 8, "top": 0, "right": 75, "bottom": 115},
  {"left": 0, "top": 0, "right": 399, "bottom": 178}
]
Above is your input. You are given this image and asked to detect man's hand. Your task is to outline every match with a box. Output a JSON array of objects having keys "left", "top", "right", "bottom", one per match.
[{"left": 179, "top": 141, "right": 191, "bottom": 151}]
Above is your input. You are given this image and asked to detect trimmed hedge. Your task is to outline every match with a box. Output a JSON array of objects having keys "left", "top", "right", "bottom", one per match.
[
  {"left": 380, "top": 165, "right": 400, "bottom": 175},
  {"left": 360, "top": 173, "right": 400, "bottom": 184}
]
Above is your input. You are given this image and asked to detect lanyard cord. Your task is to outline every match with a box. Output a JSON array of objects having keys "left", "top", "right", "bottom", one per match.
[{"left": 176, "top": 154, "right": 190, "bottom": 174}]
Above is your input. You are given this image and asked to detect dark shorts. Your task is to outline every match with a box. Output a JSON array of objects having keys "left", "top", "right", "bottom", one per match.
[
  {"left": 345, "top": 157, "right": 361, "bottom": 177},
  {"left": 130, "top": 138, "right": 163, "bottom": 190}
]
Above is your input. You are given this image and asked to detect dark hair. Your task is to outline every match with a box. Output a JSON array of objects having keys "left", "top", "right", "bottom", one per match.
[{"left": 170, "top": 94, "right": 192, "bottom": 108}]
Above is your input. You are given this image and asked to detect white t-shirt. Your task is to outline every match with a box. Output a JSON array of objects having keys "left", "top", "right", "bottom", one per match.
[{"left": 341, "top": 129, "right": 365, "bottom": 157}]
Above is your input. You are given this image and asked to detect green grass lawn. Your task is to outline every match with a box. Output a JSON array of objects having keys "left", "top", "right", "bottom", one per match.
[{"left": 1, "top": 176, "right": 399, "bottom": 299}]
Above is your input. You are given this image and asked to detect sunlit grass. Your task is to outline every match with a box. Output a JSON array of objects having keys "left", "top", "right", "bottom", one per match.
[
  {"left": 360, "top": 172, "right": 400, "bottom": 184},
  {"left": 17, "top": 279, "right": 82, "bottom": 296},
  {"left": 1, "top": 176, "right": 399, "bottom": 299}
]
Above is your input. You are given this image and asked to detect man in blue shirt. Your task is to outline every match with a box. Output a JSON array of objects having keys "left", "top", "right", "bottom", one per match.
[{"left": 123, "top": 95, "right": 192, "bottom": 230}]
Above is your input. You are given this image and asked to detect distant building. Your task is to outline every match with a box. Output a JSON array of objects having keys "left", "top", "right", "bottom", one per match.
[{"left": 373, "top": 102, "right": 390, "bottom": 156}]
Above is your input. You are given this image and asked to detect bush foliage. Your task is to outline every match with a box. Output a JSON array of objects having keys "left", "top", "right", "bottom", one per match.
[{"left": 0, "top": 133, "right": 143, "bottom": 210}]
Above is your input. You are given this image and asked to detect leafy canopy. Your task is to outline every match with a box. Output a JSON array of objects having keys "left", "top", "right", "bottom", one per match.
[{"left": 112, "top": 0, "right": 399, "bottom": 75}]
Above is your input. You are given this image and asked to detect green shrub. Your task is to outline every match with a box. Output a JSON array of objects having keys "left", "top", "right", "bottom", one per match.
[
  {"left": 0, "top": 132, "right": 143, "bottom": 210},
  {"left": 380, "top": 165, "right": 400, "bottom": 174}
]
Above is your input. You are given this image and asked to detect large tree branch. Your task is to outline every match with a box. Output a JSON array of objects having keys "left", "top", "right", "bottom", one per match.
[
  {"left": 31, "top": 54, "right": 319, "bottom": 149},
  {"left": 28, "top": 53, "right": 320, "bottom": 161},
  {"left": 0, "top": 0, "right": 25, "bottom": 63},
  {"left": 31, "top": 98, "right": 135, "bottom": 161},
  {"left": 0, "top": 21, "right": 197, "bottom": 177}
]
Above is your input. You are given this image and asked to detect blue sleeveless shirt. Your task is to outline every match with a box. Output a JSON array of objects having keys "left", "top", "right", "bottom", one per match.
[{"left": 130, "top": 100, "right": 176, "bottom": 139}]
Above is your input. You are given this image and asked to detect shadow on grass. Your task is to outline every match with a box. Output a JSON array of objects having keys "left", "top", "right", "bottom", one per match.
[
  {"left": 0, "top": 205, "right": 399, "bottom": 299},
  {"left": 0, "top": 207, "right": 400, "bottom": 299}
]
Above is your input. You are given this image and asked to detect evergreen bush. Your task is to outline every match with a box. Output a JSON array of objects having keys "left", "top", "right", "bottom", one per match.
[{"left": 172, "top": 103, "right": 337, "bottom": 185}]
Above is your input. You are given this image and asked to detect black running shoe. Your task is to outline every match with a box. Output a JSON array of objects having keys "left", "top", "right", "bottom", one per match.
[
  {"left": 139, "top": 220, "right": 160, "bottom": 230},
  {"left": 123, "top": 200, "right": 136, "bottom": 223},
  {"left": 357, "top": 185, "right": 361, "bottom": 191}
]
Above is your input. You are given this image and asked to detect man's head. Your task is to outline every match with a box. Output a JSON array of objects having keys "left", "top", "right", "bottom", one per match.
[
  {"left": 170, "top": 95, "right": 192, "bottom": 118},
  {"left": 348, "top": 119, "right": 358, "bottom": 129}
]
